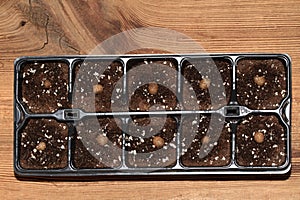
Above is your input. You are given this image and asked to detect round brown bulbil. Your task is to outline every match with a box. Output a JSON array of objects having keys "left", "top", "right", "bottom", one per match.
[
  {"left": 148, "top": 82, "right": 159, "bottom": 95},
  {"left": 36, "top": 141, "right": 46, "bottom": 151},
  {"left": 43, "top": 79, "right": 51, "bottom": 89},
  {"left": 96, "top": 134, "right": 108, "bottom": 146},
  {"left": 93, "top": 84, "right": 103, "bottom": 94},
  {"left": 253, "top": 75, "right": 266, "bottom": 86},
  {"left": 254, "top": 131, "right": 264, "bottom": 143},
  {"left": 152, "top": 136, "right": 165, "bottom": 148},
  {"left": 199, "top": 78, "right": 211, "bottom": 90}
]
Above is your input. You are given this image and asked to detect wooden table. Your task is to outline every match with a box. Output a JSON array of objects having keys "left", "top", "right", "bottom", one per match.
[{"left": 1, "top": 0, "right": 300, "bottom": 199}]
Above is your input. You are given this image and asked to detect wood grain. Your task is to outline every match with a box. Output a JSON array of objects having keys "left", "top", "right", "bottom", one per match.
[{"left": 1, "top": 0, "right": 300, "bottom": 199}]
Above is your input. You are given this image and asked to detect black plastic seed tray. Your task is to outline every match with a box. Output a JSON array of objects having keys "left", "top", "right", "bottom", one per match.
[{"left": 14, "top": 54, "right": 291, "bottom": 178}]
